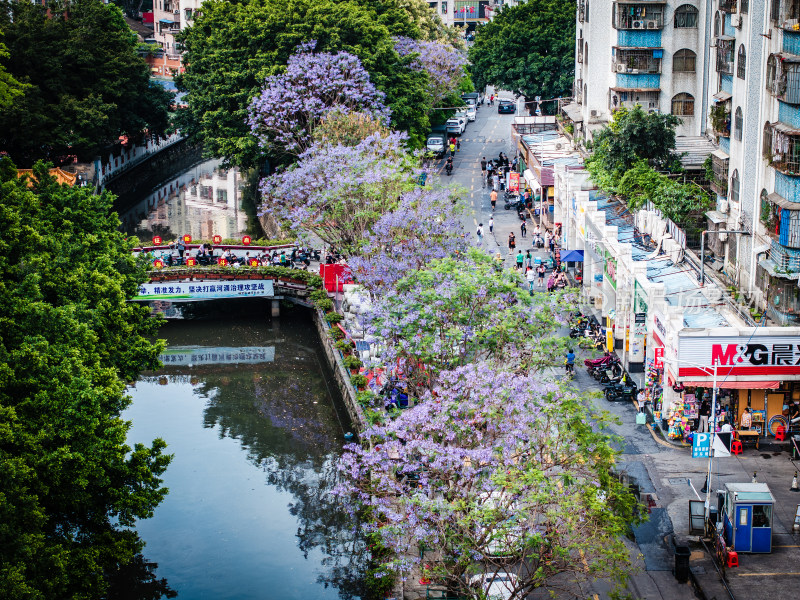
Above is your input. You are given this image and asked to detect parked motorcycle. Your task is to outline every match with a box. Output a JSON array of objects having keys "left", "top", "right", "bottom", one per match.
[
  {"left": 604, "top": 378, "right": 638, "bottom": 403},
  {"left": 504, "top": 198, "right": 526, "bottom": 212}
]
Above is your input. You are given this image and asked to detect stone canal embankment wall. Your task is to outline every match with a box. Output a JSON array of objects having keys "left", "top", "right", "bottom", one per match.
[{"left": 312, "top": 309, "right": 366, "bottom": 431}]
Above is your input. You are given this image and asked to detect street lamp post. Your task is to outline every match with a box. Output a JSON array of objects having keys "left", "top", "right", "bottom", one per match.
[{"left": 665, "top": 357, "right": 720, "bottom": 518}]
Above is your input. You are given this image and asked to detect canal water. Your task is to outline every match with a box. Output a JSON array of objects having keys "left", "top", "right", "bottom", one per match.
[{"left": 119, "top": 162, "right": 364, "bottom": 599}]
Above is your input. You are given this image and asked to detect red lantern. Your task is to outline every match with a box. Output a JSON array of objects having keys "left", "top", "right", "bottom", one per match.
[
  {"left": 183, "top": 234, "right": 192, "bottom": 244},
  {"left": 213, "top": 235, "right": 222, "bottom": 244},
  {"left": 186, "top": 257, "right": 197, "bottom": 266},
  {"left": 152, "top": 235, "right": 162, "bottom": 246},
  {"left": 218, "top": 257, "right": 228, "bottom": 266},
  {"left": 249, "top": 258, "right": 259, "bottom": 267},
  {"left": 153, "top": 259, "right": 164, "bottom": 268},
  {"left": 242, "top": 235, "right": 251, "bottom": 246}
]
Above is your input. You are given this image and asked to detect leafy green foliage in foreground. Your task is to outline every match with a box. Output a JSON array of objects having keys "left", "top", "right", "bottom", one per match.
[
  {"left": 469, "top": 0, "right": 575, "bottom": 106},
  {"left": 0, "top": 161, "right": 172, "bottom": 599},
  {"left": 586, "top": 107, "right": 713, "bottom": 225},
  {"left": 0, "top": 0, "right": 172, "bottom": 166}
]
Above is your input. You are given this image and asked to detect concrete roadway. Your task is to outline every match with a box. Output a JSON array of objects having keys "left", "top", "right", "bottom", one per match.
[{"left": 429, "top": 98, "right": 698, "bottom": 599}]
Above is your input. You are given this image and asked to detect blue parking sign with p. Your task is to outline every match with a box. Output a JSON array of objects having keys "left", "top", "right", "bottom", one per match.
[{"left": 692, "top": 432, "right": 711, "bottom": 458}]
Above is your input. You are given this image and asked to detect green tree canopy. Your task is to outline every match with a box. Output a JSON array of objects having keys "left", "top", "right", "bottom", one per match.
[
  {"left": 0, "top": 161, "right": 172, "bottom": 598},
  {"left": 175, "top": 0, "right": 438, "bottom": 168},
  {"left": 589, "top": 105, "right": 682, "bottom": 177},
  {"left": 0, "top": 0, "right": 172, "bottom": 166},
  {"left": 468, "top": 0, "right": 575, "bottom": 106}
]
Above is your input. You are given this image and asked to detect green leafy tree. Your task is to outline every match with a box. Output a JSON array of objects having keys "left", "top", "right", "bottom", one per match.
[
  {"left": 469, "top": 0, "right": 575, "bottom": 106},
  {"left": 175, "top": 0, "right": 433, "bottom": 168},
  {"left": 589, "top": 106, "right": 682, "bottom": 177},
  {"left": 0, "top": 0, "right": 172, "bottom": 165},
  {"left": 0, "top": 160, "right": 172, "bottom": 599},
  {"left": 0, "top": 40, "right": 26, "bottom": 109}
]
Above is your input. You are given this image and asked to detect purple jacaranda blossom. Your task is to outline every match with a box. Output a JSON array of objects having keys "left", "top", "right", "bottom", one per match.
[
  {"left": 334, "top": 362, "right": 639, "bottom": 597},
  {"left": 248, "top": 41, "right": 390, "bottom": 156},
  {"left": 363, "top": 249, "right": 573, "bottom": 396},
  {"left": 394, "top": 36, "right": 467, "bottom": 107},
  {"left": 259, "top": 130, "right": 417, "bottom": 254},
  {"left": 347, "top": 187, "right": 468, "bottom": 294}
]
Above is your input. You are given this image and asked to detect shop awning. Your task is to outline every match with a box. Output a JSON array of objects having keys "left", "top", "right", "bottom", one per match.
[
  {"left": 681, "top": 380, "right": 781, "bottom": 389},
  {"left": 561, "top": 249, "right": 585, "bottom": 262},
  {"left": 713, "top": 90, "right": 732, "bottom": 102},
  {"left": 523, "top": 168, "right": 540, "bottom": 189},
  {"left": 159, "top": 18, "right": 174, "bottom": 24},
  {"left": 767, "top": 191, "right": 800, "bottom": 210}
]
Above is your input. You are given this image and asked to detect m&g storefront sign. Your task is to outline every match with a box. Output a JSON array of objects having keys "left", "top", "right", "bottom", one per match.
[{"left": 678, "top": 334, "right": 800, "bottom": 377}]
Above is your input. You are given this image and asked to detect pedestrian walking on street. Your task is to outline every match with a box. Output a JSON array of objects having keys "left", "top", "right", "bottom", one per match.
[
  {"left": 476, "top": 223, "right": 484, "bottom": 245},
  {"left": 456, "top": 139, "right": 461, "bottom": 152},
  {"left": 537, "top": 263, "right": 546, "bottom": 287},
  {"left": 526, "top": 267, "right": 536, "bottom": 293},
  {"left": 490, "top": 94, "right": 495, "bottom": 105},
  {"left": 525, "top": 250, "right": 532, "bottom": 269},
  {"left": 490, "top": 189, "right": 497, "bottom": 211},
  {"left": 520, "top": 221, "right": 527, "bottom": 238},
  {"left": 480, "top": 157, "right": 487, "bottom": 186},
  {"left": 492, "top": 173, "right": 500, "bottom": 192},
  {"left": 508, "top": 232, "right": 516, "bottom": 254},
  {"left": 546, "top": 272, "right": 555, "bottom": 292},
  {"left": 698, "top": 399, "right": 711, "bottom": 433},
  {"left": 516, "top": 251, "right": 524, "bottom": 270},
  {"left": 489, "top": 217, "right": 494, "bottom": 233},
  {"left": 549, "top": 235, "right": 555, "bottom": 254},
  {"left": 449, "top": 142, "right": 456, "bottom": 156}
]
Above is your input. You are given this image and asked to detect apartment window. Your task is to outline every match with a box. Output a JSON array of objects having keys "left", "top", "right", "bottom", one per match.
[
  {"left": 737, "top": 45, "right": 746, "bottom": 79},
  {"left": 714, "top": 11, "right": 721, "bottom": 37},
  {"left": 730, "top": 170, "right": 740, "bottom": 203},
  {"left": 442, "top": 2, "right": 447, "bottom": 14},
  {"left": 673, "top": 49, "right": 697, "bottom": 72},
  {"left": 734, "top": 106, "right": 743, "bottom": 140},
  {"left": 585, "top": 42, "right": 589, "bottom": 63},
  {"left": 586, "top": 1, "right": 589, "bottom": 21},
  {"left": 766, "top": 54, "right": 778, "bottom": 94},
  {"left": 741, "top": 0, "right": 748, "bottom": 13},
  {"left": 675, "top": 5, "right": 699, "bottom": 28},
  {"left": 672, "top": 93, "right": 695, "bottom": 116},
  {"left": 763, "top": 121, "right": 774, "bottom": 160},
  {"left": 771, "top": 0, "right": 781, "bottom": 22}
]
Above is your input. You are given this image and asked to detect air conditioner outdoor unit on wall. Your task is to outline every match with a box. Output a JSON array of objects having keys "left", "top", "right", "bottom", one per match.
[
  {"left": 590, "top": 109, "right": 598, "bottom": 117},
  {"left": 731, "top": 14, "right": 742, "bottom": 28},
  {"left": 616, "top": 64, "right": 626, "bottom": 72},
  {"left": 647, "top": 20, "right": 659, "bottom": 29},
  {"left": 632, "top": 20, "right": 645, "bottom": 29},
  {"left": 719, "top": 199, "right": 729, "bottom": 213},
  {"left": 174, "top": 9, "right": 179, "bottom": 14}
]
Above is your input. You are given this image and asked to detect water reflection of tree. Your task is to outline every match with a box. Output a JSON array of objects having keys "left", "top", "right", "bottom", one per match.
[{"left": 195, "top": 369, "right": 367, "bottom": 599}]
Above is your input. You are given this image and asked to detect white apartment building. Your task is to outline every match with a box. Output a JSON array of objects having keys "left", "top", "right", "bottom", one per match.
[
  {"left": 152, "top": 0, "right": 202, "bottom": 69},
  {"left": 568, "top": 0, "right": 800, "bottom": 326}
]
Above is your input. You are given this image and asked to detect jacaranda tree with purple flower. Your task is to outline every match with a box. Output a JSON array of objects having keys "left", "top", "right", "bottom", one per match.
[
  {"left": 259, "top": 129, "right": 417, "bottom": 255},
  {"left": 337, "top": 363, "right": 639, "bottom": 598},
  {"left": 248, "top": 42, "right": 391, "bottom": 156},
  {"left": 365, "top": 249, "right": 572, "bottom": 395},
  {"left": 394, "top": 36, "right": 467, "bottom": 108},
  {"left": 347, "top": 187, "right": 468, "bottom": 294}
]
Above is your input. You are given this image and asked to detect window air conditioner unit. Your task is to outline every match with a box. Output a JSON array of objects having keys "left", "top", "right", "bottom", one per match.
[
  {"left": 632, "top": 20, "right": 645, "bottom": 29},
  {"left": 647, "top": 20, "right": 659, "bottom": 29},
  {"left": 719, "top": 231, "right": 728, "bottom": 242},
  {"left": 731, "top": 14, "right": 742, "bottom": 28},
  {"left": 590, "top": 109, "right": 598, "bottom": 117},
  {"left": 616, "top": 64, "right": 626, "bottom": 72},
  {"left": 173, "top": 9, "right": 179, "bottom": 14}
]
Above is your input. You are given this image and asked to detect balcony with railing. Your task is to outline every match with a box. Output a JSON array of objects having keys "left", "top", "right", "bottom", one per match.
[
  {"left": 612, "top": 47, "right": 662, "bottom": 74},
  {"left": 609, "top": 88, "right": 660, "bottom": 112},
  {"left": 577, "top": 38, "right": 584, "bottom": 63},
  {"left": 612, "top": 2, "right": 666, "bottom": 30},
  {"left": 575, "top": 78, "right": 584, "bottom": 104},
  {"left": 777, "top": 0, "right": 800, "bottom": 31},
  {"left": 764, "top": 121, "right": 800, "bottom": 176},
  {"left": 766, "top": 53, "right": 800, "bottom": 103},
  {"left": 720, "top": 0, "right": 738, "bottom": 13},
  {"left": 710, "top": 150, "right": 729, "bottom": 195},
  {"left": 716, "top": 37, "right": 735, "bottom": 74}
]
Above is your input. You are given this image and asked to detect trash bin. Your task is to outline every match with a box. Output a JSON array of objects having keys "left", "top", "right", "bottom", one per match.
[{"left": 674, "top": 546, "right": 691, "bottom": 583}]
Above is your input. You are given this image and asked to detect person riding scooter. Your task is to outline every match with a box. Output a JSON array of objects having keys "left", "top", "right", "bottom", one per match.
[{"left": 445, "top": 157, "right": 453, "bottom": 176}]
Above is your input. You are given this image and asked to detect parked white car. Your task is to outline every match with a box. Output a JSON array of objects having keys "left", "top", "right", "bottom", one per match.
[
  {"left": 445, "top": 117, "right": 467, "bottom": 135},
  {"left": 466, "top": 105, "right": 477, "bottom": 121}
]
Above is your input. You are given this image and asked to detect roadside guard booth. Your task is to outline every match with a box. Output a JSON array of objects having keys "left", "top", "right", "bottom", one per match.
[{"left": 722, "top": 483, "right": 775, "bottom": 553}]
